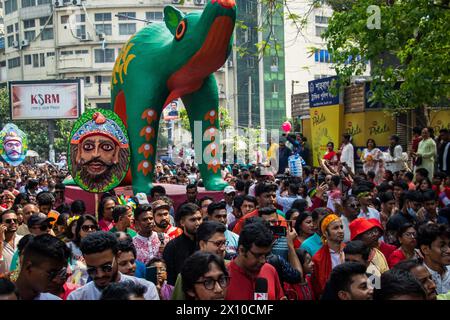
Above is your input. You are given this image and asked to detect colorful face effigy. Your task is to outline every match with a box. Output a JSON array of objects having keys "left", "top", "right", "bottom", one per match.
[
  {"left": 0, "top": 123, "right": 28, "bottom": 166},
  {"left": 68, "top": 109, "right": 130, "bottom": 193}
]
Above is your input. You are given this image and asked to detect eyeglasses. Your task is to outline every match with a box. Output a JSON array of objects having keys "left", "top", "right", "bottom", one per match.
[
  {"left": 365, "top": 229, "right": 379, "bottom": 236},
  {"left": 207, "top": 240, "right": 228, "bottom": 248},
  {"left": 4, "top": 219, "right": 18, "bottom": 224},
  {"left": 86, "top": 257, "right": 115, "bottom": 276},
  {"left": 403, "top": 232, "right": 417, "bottom": 239},
  {"left": 81, "top": 224, "right": 99, "bottom": 232},
  {"left": 195, "top": 275, "right": 230, "bottom": 290},
  {"left": 248, "top": 249, "right": 271, "bottom": 261}
]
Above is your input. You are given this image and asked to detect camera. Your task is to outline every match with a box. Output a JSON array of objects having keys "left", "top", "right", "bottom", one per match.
[{"left": 269, "top": 225, "right": 287, "bottom": 237}]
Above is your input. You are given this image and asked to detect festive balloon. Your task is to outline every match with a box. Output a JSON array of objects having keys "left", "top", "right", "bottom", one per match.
[
  {"left": 0, "top": 123, "right": 28, "bottom": 166},
  {"left": 281, "top": 121, "right": 292, "bottom": 133},
  {"left": 68, "top": 109, "right": 130, "bottom": 193},
  {"left": 111, "top": 0, "right": 236, "bottom": 194}
]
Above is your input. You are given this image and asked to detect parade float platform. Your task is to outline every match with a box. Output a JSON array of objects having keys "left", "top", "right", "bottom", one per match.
[{"left": 65, "top": 184, "right": 224, "bottom": 215}]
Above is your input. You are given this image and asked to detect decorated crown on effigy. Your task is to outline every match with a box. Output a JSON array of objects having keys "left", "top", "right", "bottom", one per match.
[{"left": 70, "top": 112, "right": 129, "bottom": 148}]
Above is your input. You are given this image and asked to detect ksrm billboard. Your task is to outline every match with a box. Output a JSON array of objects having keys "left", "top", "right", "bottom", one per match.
[{"left": 9, "top": 79, "right": 85, "bottom": 120}]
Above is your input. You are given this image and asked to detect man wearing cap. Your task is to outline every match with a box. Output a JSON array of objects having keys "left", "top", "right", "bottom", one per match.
[
  {"left": 354, "top": 186, "right": 381, "bottom": 222},
  {"left": 69, "top": 111, "right": 130, "bottom": 193},
  {"left": 349, "top": 218, "right": 390, "bottom": 276},
  {"left": 27, "top": 214, "right": 55, "bottom": 236},
  {"left": 311, "top": 213, "right": 345, "bottom": 298},
  {"left": 223, "top": 186, "right": 236, "bottom": 225},
  {"left": 152, "top": 200, "right": 182, "bottom": 241}
]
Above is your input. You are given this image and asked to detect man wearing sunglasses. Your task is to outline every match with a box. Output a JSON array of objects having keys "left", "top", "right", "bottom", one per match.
[
  {"left": 1, "top": 210, "right": 23, "bottom": 273},
  {"left": 27, "top": 215, "right": 55, "bottom": 236},
  {"left": 15, "top": 234, "right": 71, "bottom": 300},
  {"left": 67, "top": 231, "right": 159, "bottom": 300}
]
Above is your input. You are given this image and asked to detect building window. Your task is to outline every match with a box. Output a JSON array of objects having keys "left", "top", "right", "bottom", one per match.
[
  {"left": 7, "top": 57, "right": 21, "bottom": 69},
  {"left": 118, "top": 12, "right": 136, "bottom": 20},
  {"left": 145, "top": 12, "right": 163, "bottom": 22},
  {"left": 245, "top": 1, "right": 254, "bottom": 14},
  {"left": 7, "top": 25, "right": 14, "bottom": 34},
  {"left": 7, "top": 35, "right": 14, "bottom": 47},
  {"left": 46, "top": 52, "right": 55, "bottom": 57},
  {"left": 32, "top": 54, "right": 39, "bottom": 67},
  {"left": 40, "top": 53, "right": 45, "bottom": 67},
  {"left": 61, "top": 15, "right": 69, "bottom": 24},
  {"left": 85, "top": 76, "right": 91, "bottom": 84},
  {"left": 24, "top": 30, "right": 36, "bottom": 42},
  {"left": 5, "top": 0, "right": 18, "bottom": 15},
  {"left": 95, "top": 13, "right": 112, "bottom": 21},
  {"left": 60, "top": 50, "right": 74, "bottom": 56},
  {"left": 95, "top": 24, "right": 112, "bottom": 36},
  {"left": 15, "top": 23, "right": 19, "bottom": 31},
  {"left": 0, "top": 61, "right": 6, "bottom": 67},
  {"left": 95, "top": 75, "right": 112, "bottom": 83},
  {"left": 75, "top": 50, "right": 89, "bottom": 54},
  {"left": 76, "top": 25, "right": 86, "bottom": 38},
  {"left": 39, "top": 16, "right": 52, "bottom": 26},
  {"left": 37, "top": 0, "right": 51, "bottom": 4},
  {"left": 315, "top": 16, "right": 329, "bottom": 24},
  {"left": 41, "top": 28, "right": 53, "bottom": 40},
  {"left": 119, "top": 23, "right": 136, "bottom": 36},
  {"left": 21, "top": 0, "right": 36, "bottom": 8},
  {"left": 96, "top": 103, "right": 111, "bottom": 109},
  {"left": 315, "top": 26, "right": 327, "bottom": 37},
  {"left": 76, "top": 14, "right": 86, "bottom": 23},
  {"left": 94, "top": 48, "right": 115, "bottom": 63},
  {"left": 24, "top": 55, "right": 32, "bottom": 65},
  {"left": 23, "top": 19, "right": 36, "bottom": 29},
  {"left": 314, "top": 49, "right": 332, "bottom": 63},
  {"left": 271, "top": 56, "right": 279, "bottom": 72},
  {"left": 246, "top": 56, "right": 255, "bottom": 68}
]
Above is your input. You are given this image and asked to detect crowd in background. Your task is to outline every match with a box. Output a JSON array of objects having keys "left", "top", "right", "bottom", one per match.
[{"left": 0, "top": 126, "right": 449, "bottom": 300}]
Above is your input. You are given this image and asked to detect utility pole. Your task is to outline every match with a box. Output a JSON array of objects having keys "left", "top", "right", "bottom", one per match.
[
  {"left": 248, "top": 76, "right": 252, "bottom": 127},
  {"left": 48, "top": 120, "right": 55, "bottom": 163}
]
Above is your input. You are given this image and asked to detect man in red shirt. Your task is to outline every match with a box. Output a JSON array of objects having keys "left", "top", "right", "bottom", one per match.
[
  {"left": 233, "top": 183, "right": 287, "bottom": 235},
  {"left": 226, "top": 221, "right": 286, "bottom": 300}
]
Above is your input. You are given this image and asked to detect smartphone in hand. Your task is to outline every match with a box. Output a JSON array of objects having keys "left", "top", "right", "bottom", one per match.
[{"left": 145, "top": 266, "right": 158, "bottom": 284}]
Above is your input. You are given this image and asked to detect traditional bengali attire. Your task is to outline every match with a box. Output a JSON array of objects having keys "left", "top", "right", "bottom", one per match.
[
  {"left": 361, "top": 148, "right": 384, "bottom": 184},
  {"left": 416, "top": 137, "right": 437, "bottom": 179}
]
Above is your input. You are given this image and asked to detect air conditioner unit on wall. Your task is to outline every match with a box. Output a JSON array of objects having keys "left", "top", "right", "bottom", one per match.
[
  {"left": 172, "top": 0, "right": 181, "bottom": 4},
  {"left": 53, "top": 0, "right": 63, "bottom": 7},
  {"left": 12, "top": 40, "right": 19, "bottom": 48},
  {"left": 21, "top": 40, "right": 30, "bottom": 47},
  {"left": 72, "top": 0, "right": 82, "bottom": 6}
]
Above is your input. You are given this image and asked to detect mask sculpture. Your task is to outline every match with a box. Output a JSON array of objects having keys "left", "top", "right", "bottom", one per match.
[
  {"left": 111, "top": 0, "right": 236, "bottom": 194},
  {"left": 68, "top": 109, "right": 130, "bottom": 193},
  {"left": 0, "top": 123, "right": 28, "bottom": 166}
]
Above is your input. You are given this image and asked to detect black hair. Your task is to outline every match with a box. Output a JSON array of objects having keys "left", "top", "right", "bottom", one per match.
[
  {"left": 22, "top": 234, "right": 71, "bottom": 267},
  {"left": 393, "top": 258, "right": 423, "bottom": 273},
  {"left": 311, "top": 207, "right": 332, "bottom": 223},
  {"left": 343, "top": 240, "right": 371, "bottom": 262},
  {"left": 148, "top": 257, "right": 166, "bottom": 267},
  {"left": 80, "top": 231, "right": 119, "bottom": 255},
  {"left": 55, "top": 183, "right": 66, "bottom": 190},
  {"left": 393, "top": 180, "right": 408, "bottom": 191},
  {"left": 415, "top": 168, "right": 429, "bottom": 179},
  {"left": 417, "top": 223, "right": 450, "bottom": 253},
  {"left": 70, "top": 200, "right": 86, "bottom": 215},
  {"left": 55, "top": 203, "right": 71, "bottom": 215},
  {"left": 199, "top": 196, "right": 213, "bottom": 207},
  {"left": 17, "top": 234, "right": 35, "bottom": 256},
  {"left": 422, "top": 190, "right": 437, "bottom": 202},
  {"left": 197, "top": 221, "right": 226, "bottom": 243},
  {"left": 377, "top": 182, "right": 393, "bottom": 194},
  {"left": 327, "top": 141, "right": 334, "bottom": 148},
  {"left": 291, "top": 198, "right": 308, "bottom": 213},
  {"left": 134, "top": 204, "right": 152, "bottom": 221},
  {"left": 243, "top": 195, "right": 257, "bottom": 206},
  {"left": 343, "top": 134, "right": 351, "bottom": 141},
  {"left": 330, "top": 175, "right": 341, "bottom": 187},
  {"left": 0, "top": 277, "right": 16, "bottom": 296},
  {"left": 238, "top": 221, "right": 273, "bottom": 251},
  {"left": 258, "top": 206, "right": 277, "bottom": 217},
  {"left": 26, "top": 179, "right": 39, "bottom": 190},
  {"left": 295, "top": 248, "right": 310, "bottom": 266},
  {"left": 232, "top": 195, "right": 245, "bottom": 210},
  {"left": 73, "top": 214, "right": 99, "bottom": 246},
  {"left": 56, "top": 212, "right": 70, "bottom": 227},
  {"left": 207, "top": 201, "right": 227, "bottom": 216},
  {"left": 413, "top": 127, "right": 422, "bottom": 135},
  {"left": 98, "top": 196, "right": 118, "bottom": 221},
  {"left": 235, "top": 180, "right": 245, "bottom": 192},
  {"left": 327, "top": 262, "right": 368, "bottom": 300},
  {"left": 116, "top": 239, "right": 137, "bottom": 258},
  {"left": 294, "top": 211, "right": 313, "bottom": 235},
  {"left": 112, "top": 205, "right": 129, "bottom": 223},
  {"left": 397, "top": 223, "right": 415, "bottom": 240},
  {"left": 366, "top": 138, "right": 377, "bottom": 148},
  {"left": 379, "top": 191, "right": 395, "bottom": 204},
  {"left": 404, "top": 172, "right": 414, "bottom": 181},
  {"left": 150, "top": 186, "right": 166, "bottom": 198},
  {"left": 181, "top": 251, "right": 228, "bottom": 300},
  {"left": 100, "top": 281, "right": 147, "bottom": 300},
  {"left": 389, "top": 135, "right": 400, "bottom": 157},
  {"left": 285, "top": 208, "right": 300, "bottom": 221},
  {"left": 13, "top": 193, "right": 30, "bottom": 206},
  {"left": 367, "top": 171, "right": 376, "bottom": 180},
  {"left": 176, "top": 203, "right": 200, "bottom": 223},
  {"left": 36, "top": 191, "right": 55, "bottom": 206},
  {"left": 374, "top": 269, "right": 426, "bottom": 300},
  {"left": 186, "top": 183, "right": 197, "bottom": 190},
  {"left": 255, "top": 183, "right": 277, "bottom": 197},
  {"left": 404, "top": 190, "right": 424, "bottom": 203}
]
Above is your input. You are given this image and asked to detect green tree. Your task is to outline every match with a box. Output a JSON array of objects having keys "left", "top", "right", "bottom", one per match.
[
  {"left": 0, "top": 87, "right": 73, "bottom": 160},
  {"left": 322, "top": 0, "right": 450, "bottom": 126}
]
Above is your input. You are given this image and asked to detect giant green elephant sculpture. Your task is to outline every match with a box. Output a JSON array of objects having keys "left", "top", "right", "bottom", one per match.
[{"left": 111, "top": 0, "right": 237, "bottom": 194}]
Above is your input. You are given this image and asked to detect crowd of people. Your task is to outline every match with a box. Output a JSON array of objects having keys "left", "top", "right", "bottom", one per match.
[{"left": 0, "top": 125, "right": 449, "bottom": 300}]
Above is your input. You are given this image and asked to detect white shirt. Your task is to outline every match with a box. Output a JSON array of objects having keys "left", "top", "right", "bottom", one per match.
[
  {"left": 424, "top": 264, "right": 450, "bottom": 295},
  {"left": 384, "top": 145, "right": 405, "bottom": 173},
  {"left": 341, "top": 216, "right": 351, "bottom": 243},
  {"left": 2, "top": 234, "right": 23, "bottom": 272},
  {"left": 227, "top": 212, "right": 236, "bottom": 226},
  {"left": 35, "top": 292, "right": 62, "bottom": 300},
  {"left": 358, "top": 207, "right": 381, "bottom": 222},
  {"left": 67, "top": 273, "right": 160, "bottom": 300},
  {"left": 340, "top": 143, "right": 355, "bottom": 174}
]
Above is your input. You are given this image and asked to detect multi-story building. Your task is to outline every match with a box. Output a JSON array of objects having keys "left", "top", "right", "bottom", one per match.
[
  {"left": 235, "top": 0, "right": 286, "bottom": 132},
  {"left": 1, "top": 0, "right": 235, "bottom": 111}
]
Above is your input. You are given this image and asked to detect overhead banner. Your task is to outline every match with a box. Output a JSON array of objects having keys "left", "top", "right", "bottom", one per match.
[
  {"left": 9, "top": 79, "right": 84, "bottom": 120},
  {"left": 309, "top": 104, "right": 344, "bottom": 167}
]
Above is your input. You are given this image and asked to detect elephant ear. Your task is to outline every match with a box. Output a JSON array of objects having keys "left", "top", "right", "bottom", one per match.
[{"left": 164, "top": 5, "right": 185, "bottom": 36}]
